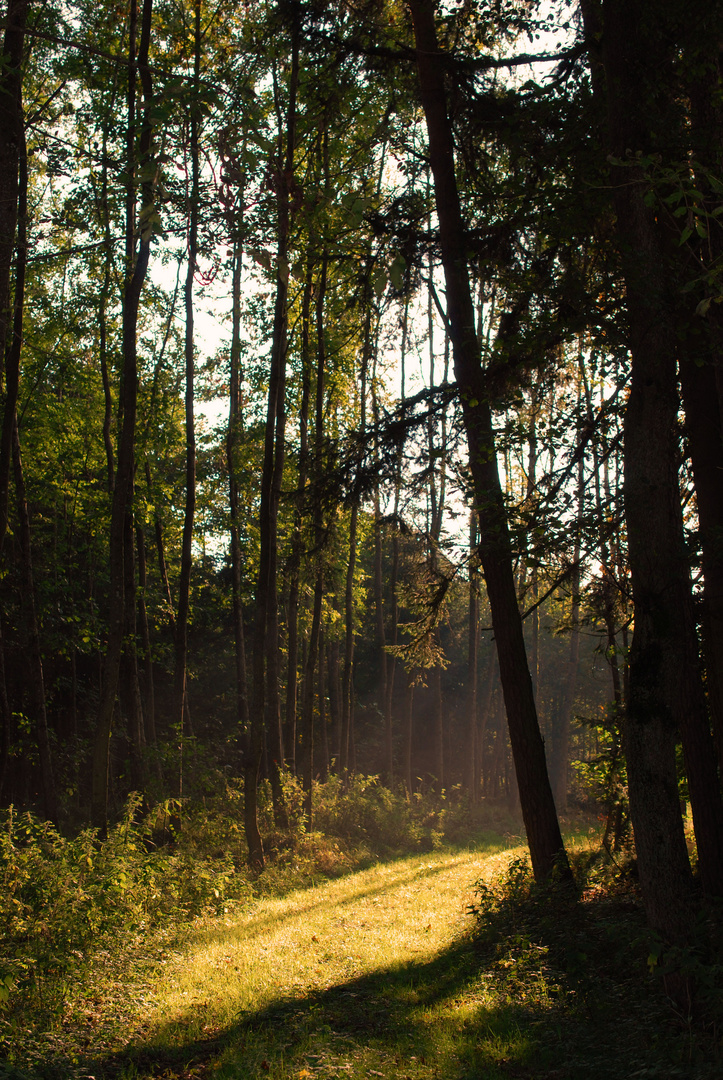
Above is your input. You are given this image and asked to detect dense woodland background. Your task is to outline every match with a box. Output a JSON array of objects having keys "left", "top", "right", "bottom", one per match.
[{"left": 1, "top": 0, "right": 722, "bottom": 945}]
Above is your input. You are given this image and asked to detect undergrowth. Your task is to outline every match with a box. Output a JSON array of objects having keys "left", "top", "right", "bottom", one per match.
[
  {"left": 468, "top": 850, "right": 723, "bottom": 1077},
  {"left": 0, "top": 773, "right": 519, "bottom": 1072}
]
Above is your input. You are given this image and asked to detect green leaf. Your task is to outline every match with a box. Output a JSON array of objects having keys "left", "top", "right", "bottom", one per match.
[
  {"left": 679, "top": 225, "right": 693, "bottom": 245},
  {"left": 373, "top": 267, "right": 387, "bottom": 299},
  {"left": 389, "top": 253, "right": 407, "bottom": 291}
]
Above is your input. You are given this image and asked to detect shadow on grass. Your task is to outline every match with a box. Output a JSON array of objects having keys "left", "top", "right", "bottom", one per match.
[{"left": 88, "top": 895, "right": 712, "bottom": 1080}]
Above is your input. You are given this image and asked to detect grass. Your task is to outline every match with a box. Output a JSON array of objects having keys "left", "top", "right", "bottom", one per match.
[{"left": 2, "top": 805, "right": 720, "bottom": 1080}]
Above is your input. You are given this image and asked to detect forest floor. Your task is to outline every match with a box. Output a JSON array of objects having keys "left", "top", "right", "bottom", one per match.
[{"left": 5, "top": 820, "right": 719, "bottom": 1080}]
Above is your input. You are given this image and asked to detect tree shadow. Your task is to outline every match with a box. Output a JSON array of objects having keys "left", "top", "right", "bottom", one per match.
[{"left": 86, "top": 881, "right": 716, "bottom": 1080}]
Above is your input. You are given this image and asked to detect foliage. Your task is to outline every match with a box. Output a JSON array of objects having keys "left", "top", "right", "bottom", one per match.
[
  {"left": 0, "top": 796, "right": 249, "bottom": 1039},
  {"left": 468, "top": 850, "right": 723, "bottom": 1074}
]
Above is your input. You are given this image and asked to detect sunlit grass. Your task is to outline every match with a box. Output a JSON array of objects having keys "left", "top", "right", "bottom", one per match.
[
  {"left": 145, "top": 841, "right": 523, "bottom": 1051},
  {"left": 15, "top": 815, "right": 715, "bottom": 1079}
]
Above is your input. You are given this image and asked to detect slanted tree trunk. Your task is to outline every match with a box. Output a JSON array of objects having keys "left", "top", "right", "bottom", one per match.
[{"left": 408, "top": 0, "right": 570, "bottom": 883}]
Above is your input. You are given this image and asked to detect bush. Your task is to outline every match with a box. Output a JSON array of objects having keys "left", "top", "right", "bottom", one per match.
[{"left": 0, "top": 796, "right": 251, "bottom": 1031}]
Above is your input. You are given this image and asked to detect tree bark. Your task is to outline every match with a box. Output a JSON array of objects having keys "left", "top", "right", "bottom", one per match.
[
  {"left": 227, "top": 237, "right": 250, "bottom": 735},
  {"left": 174, "top": 0, "right": 201, "bottom": 743},
  {"left": 0, "top": 0, "right": 28, "bottom": 554},
  {"left": 92, "top": 0, "right": 155, "bottom": 832},
  {"left": 593, "top": 0, "right": 723, "bottom": 929},
  {"left": 408, "top": 0, "right": 569, "bottom": 883}
]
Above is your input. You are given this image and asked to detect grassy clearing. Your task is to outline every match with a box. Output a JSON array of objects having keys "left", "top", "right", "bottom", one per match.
[
  {"left": 2, "top": 805, "right": 720, "bottom": 1080},
  {"left": 104, "top": 827, "right": 719, "bottom": 1080}
]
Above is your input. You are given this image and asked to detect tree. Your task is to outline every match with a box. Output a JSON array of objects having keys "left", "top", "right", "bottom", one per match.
[
  {"left": 581, "top": 0, "right": 723, "bottom": 939},
  {"left": 407, "top": 0, "right": 570, "bottom": 884}
]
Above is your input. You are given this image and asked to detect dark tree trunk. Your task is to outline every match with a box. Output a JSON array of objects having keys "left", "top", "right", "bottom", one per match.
[
  {"left": 341, "top": 305, "right": 370, "bottom": 775},
  {"left": 590, "top": 0, "right": 723, "bottom": 930},
  {"left": 13, "top": 420, "right": 57, "bottom": 822},
  {"left": 174, "top": 0, "right": 201, "bottom": 743},
  {"left": 135, "top": 522, "right": 156, "bottom": 746},
  {"left": 467, "top": 511, "right": 479, "bottom": 803},
  {"left": 227, "top": 237, "right": 250, "bottom": 735},
  {"left": 327, "top": 639, "right": 341, "bottom": 770},
  {"left": 318, "top": 631, "right": 329, "bottom": 781},
  {"left": 248, "top": 7, "right": 301, "bottom": 857},
  {"left": 92, "top": 0, "right": 155, "bottom": 832},
  {"left": 402, "top": 673, "right": 414, "bottom": 798},
  {"left": 408, "top": 0, "right": 569, "bottom": 883},
  {"left": 121, "top": 495, "right": 145, "bottom": 793},
  {"left": 0, "top": 620, "right": 10, "bottom": 805},
  {"left": 0, "top": 0, "right": 27, "bottom": 554},
  {"left": 285, "top": 263, "right": 314, "bottom": 773},
  {"left": 680, "top": 10, "right": 723, "bottom": 773}
]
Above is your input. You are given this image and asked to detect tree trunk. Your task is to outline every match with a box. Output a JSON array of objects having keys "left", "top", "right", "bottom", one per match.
[
  {"left": 248, "top": 7, "right": 300, "bottom": 855},
  {"left": 174, "top": 0, "right": 201, "bottom": 743},
  {"left": 587, "top": 0, "right": 723, "bottom": 933},
  {"left": 92, "top": 0, "right": 155, "bottom": 832},
  {"left": 0, "top": 0, "right": 27, "bottom": 554},
  {"left": 285, "top": 262, "right": 314, "bottom": 773},
  {"left": 227, "top": 236, "right": 250, "bottom": 736},
  {"left": 119, "top": 487, "right": 146, "bottom": 792},
  {"left": 467, "top": 510, "right": 479, "bottom": 803},
  {"left": 12, "top": 419, "right": 57, "bottom": 822},
  {"left": 135, "top": 522, "right": 156, "bottom": 746},
  {"left": 408, "top": 0, "right": 570, "bottom": 883}
]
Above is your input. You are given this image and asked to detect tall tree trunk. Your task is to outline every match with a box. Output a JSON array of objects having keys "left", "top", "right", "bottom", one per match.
[
  {"left": 300, "top": 243, "right": 329, "bottom": 819},
  {"left": 467, "top": 510, "right": 479, "bottom": 803},
  {"left": 285, "top": 262, "right": 314, "bottom": 774},
  {"left": 12, "top": 420, "right": 58, "bottom": 822},
  {"left": 227, "top": 237, "right": 250, "bottom": 736},
  {"left": 597, "top": 0, "right": 723, "bottom": 923},
  {"left": 680, "top": 11, "right": 723, "bottom": 775},
  {"left": 318, "top": 631, "right": 329, "bottom": 781},
  {"left": 121, "top": 492, "right": 145, "bottom": 793},
  {"left": 135, "top": 521, "right": 156, "bottom": 746},
  {"left": 175, "top": 0, "right": 201, "bottom": 743},
  {"left": 327, "top": 638, "right": 341, "bottom": 770},
  {"left": 0, "top": 620, "right": 10, "bottom": 805},
  {"left": 248, "top": 8, "right": 300, "bottom": 859},
  {"left": 92, "top": 0, "right": 155, "bottom": 832},
  {"left": 0, "top": 0, "right": 27, "bottom": 554},
  {"left": 3, "top": 65, "right": 56, "bottom": 822},
  {"left": 402, "top": 673, "right": 414, "bottom": 798},
  {"left": 408, "top": 0, "right": 570, "bottom": 883},
  {"left": 340, "top": 318, "right": 369, "bottom": 776}
]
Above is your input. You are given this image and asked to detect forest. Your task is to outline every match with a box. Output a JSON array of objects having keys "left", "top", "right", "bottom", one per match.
[{"left": 1, "top": 0, "right": 723, "bottom": 1076}]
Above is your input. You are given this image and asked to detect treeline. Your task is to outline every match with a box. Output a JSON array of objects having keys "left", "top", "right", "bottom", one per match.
[{"left": 0, "top": 0, "right": 720, "bottom": 946}]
